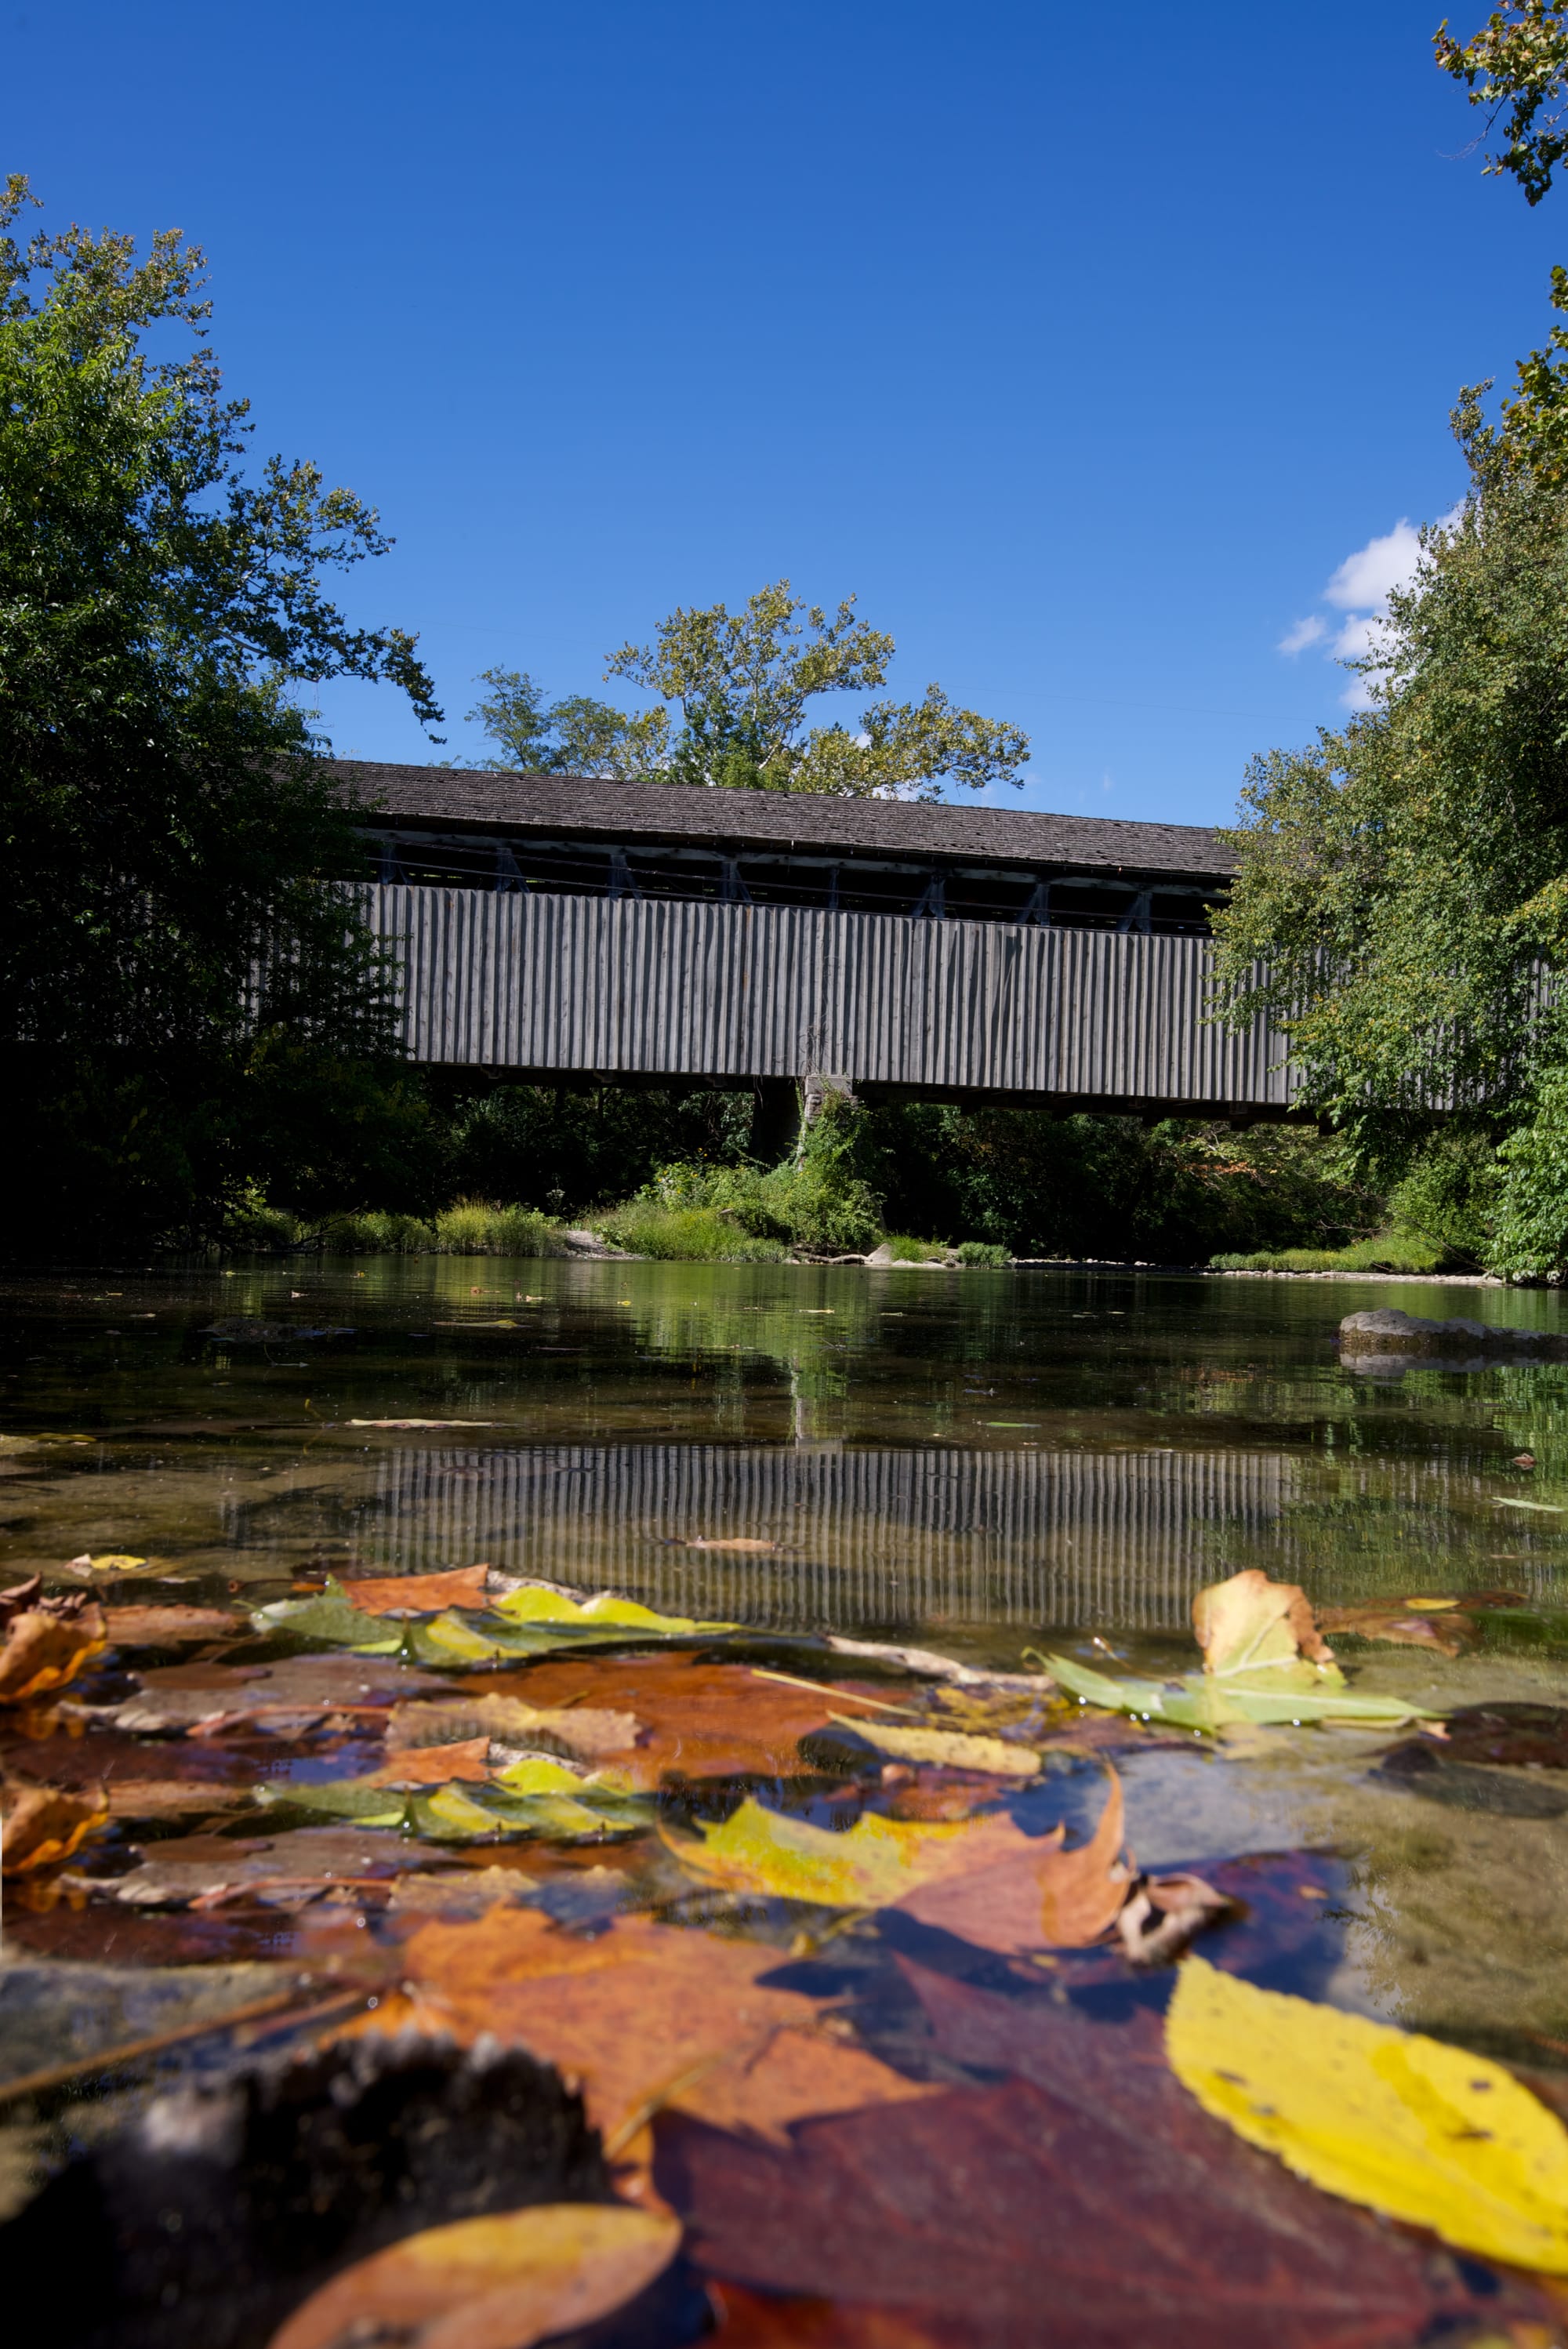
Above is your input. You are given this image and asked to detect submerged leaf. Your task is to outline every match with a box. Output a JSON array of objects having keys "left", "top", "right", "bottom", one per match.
[
  {"left": 339, "top": 1566, "right": 492, "bottom": 1615},
  {"left": 829, "top": 1715, "right": 1040, "bottom": 1777},
  {"left": 267, "top": 2202, "right": 681, "bottom": 2349},
  {"left": 893, "top": 1769, "right": 1132, "bottom": 1951},
  {"left": 1167, "top": 1954, "right": 1568, "bottom": 2273}
]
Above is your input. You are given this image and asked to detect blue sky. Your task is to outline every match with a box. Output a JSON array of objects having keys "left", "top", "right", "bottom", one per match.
[{"left": 8, "top": 1, "right": 1561, "bottom": 826}]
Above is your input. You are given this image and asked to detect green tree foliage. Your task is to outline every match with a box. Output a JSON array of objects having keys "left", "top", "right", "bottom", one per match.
[
  {"left": 472, "top": 582, "right": 1029, "bottom": 799},
  {"left": 465, "top": 669, "right": 669, "bottom": 779},
  {"left": 0, "top": 179, "right": 443, "bottom": 1247},
  {"left": 1436, "top": 3, "right": 1568, "bottom": 205}
]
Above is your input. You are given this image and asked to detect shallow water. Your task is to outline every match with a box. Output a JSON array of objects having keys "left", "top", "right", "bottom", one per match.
[{"left": 7, "top": 1258, "right": 1568, "bottom": 2336}]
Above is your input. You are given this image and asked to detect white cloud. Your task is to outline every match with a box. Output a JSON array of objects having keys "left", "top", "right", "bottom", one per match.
[
  {"left": 1323, "top": 520, "right": 1425, "bottom": 613},
  {"left": 1278, "top": 615, "right": 1327, "bottom": 655}
]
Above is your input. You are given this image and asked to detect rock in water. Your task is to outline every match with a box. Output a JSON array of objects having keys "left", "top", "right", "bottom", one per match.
[{"left": 1338, "top": 1309, "right": 1568, "bottom": 1356}]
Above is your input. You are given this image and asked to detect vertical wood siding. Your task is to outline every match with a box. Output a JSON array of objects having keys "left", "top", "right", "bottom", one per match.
[{"left": 362, "top": 884, "right": 1293, "bottom": 1107}]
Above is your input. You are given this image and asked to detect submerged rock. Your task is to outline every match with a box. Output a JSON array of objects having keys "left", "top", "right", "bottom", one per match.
[{"left": 1338, "top": 1308, "right": 1568, "bottom": 1357}]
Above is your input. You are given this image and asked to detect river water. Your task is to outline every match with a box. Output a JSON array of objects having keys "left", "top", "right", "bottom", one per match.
[{"left": 5, "top": 1258, "right": 1568, "bottom": 2332}]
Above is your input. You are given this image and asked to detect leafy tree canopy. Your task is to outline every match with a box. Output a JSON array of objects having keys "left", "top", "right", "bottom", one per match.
[
  {"left": 1436, "top": 3, "right": 1568, "bottom": 205},
  {"left": 473, "top": 581, "right": 1029, "bottom": 800},
  {"left": 0, "top": 177, "right": 443, "bottom": 1244}
]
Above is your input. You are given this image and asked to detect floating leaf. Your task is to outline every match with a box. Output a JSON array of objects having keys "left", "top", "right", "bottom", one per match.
[
  {"left": 0, "top": 1585, "right": 107, "bottom": 1703},
  {"left": 653, "top": 1959, "right": 1544, "bottom": 2349},
  {"left": 2, "top": 1783, "right": 107, "bottom": 1872},
  {"left": 1045, "top": 1649, "right": 1436, "bottom": 1730},
  {"left": 664, "top": 1795, "right": 1032, "bottom": 1910},
  {"left": 339, "top": 1566, "right": 492, "bottom": 1614},
  {"left": 101, "top": 1604, "right": 242, "bottom": 1646},
  {"left": 1193, "top": 1568, "right": 1334, "bottom": 1674},
  {"left": 363, "top": 1736, "right": 492, "bottom": 1788},
  {"left": 492, "top": 1584, "right": 735, "bottom": 1636},
  {"left": 829, "top": 1715, "right": 1039, "bottom": 1777},
  {"left": 893, "top": 1768, "right": 1132, "bottom": 1951},
  {"left": 267, "top": 2202, "right": 681, "bottom": 2349},
  {"left": 387, "top": 1693, "right": 639, "bottom": 1764},
  {"left": 1167, "top": 1954, "right": 1568, "bottom": 2273},
  {"left": 349, "top": 1907, "right": 922, "bottom": 2147},
  {"left": 1316, "top": 1603, "right": 1476, "bottom": 1657}
]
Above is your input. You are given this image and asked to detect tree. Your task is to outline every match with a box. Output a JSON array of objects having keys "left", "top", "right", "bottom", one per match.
[
  {"left": 0, "top": 178, "right": 443, "bottom": 1246},
  {"left": 1436, "top": 3, "right": 1568, "bottom": 205},
  {"left": 466, "top": 669, "right": 669, "bottom": 778},
  {"left": 470, "top": 581, "right": 1029, "bottom": 799}
]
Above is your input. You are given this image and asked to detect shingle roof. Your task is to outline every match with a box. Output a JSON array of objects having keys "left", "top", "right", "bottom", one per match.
[{"left": 332, "top": 761, "right": 1234, "bottom": 881}]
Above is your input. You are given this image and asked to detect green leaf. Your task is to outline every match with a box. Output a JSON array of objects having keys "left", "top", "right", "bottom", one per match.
[{"left": 1044, "top": 1650, "right": 1436, "bottom": 1731}]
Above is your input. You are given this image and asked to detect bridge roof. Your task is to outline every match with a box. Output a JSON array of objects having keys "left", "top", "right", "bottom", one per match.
[{"left": 335, "top": 761, "right": 1232, "bottom": 881}]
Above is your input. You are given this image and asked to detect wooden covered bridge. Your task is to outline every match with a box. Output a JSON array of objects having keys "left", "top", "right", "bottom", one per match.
[{"left": 337, "top": 762, "right": 1294, "bottom": 1120}]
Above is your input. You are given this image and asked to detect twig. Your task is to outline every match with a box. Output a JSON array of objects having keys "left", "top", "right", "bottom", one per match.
[{"left": 0, "top": 1978, "right": 377, "bottom": 2109}]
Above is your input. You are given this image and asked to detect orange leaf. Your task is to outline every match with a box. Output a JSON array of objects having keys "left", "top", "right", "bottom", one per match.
[
  {"left": 892, "top": 1768, "right": 1132, "bottom": 1952},
  {"left": 339, "top": 1566, "right": 491, "bottom": 1615},
  {"left": 2, "top": 1782, "right": 108, "bottom": 1872},
  {"left": 365, "top": 1736, "right": 493, "bottom": 1788},
  {"left": 347, "top": 1907, "right": 920, "bottom": 2146},
  {"left": 267, "top": 2202, "right": 681, "bottom": 2349},
  {"left": 0, "top": 1606, "right": 107, "bottom": 1703},
  {"left": 1192, "top": 1570, "right": 1333, "bottom": 1672}
]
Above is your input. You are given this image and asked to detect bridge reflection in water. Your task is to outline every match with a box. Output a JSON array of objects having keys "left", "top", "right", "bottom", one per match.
[{"left": 353, "top": 1443, "right": 1300, "bottom": 1633}]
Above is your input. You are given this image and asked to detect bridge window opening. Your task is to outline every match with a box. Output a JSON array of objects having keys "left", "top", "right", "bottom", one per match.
[{"left": 354, "top": 823, "right": 1221, "bottom": 935}]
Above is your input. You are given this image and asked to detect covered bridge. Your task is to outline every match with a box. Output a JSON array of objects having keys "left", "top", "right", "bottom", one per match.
[{"left": 336, "top": 763, "right": 1293, "bottom": 1118}]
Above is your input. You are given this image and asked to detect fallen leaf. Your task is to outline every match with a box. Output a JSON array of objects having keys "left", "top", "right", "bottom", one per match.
[
  {"left": 2, "top": 1783, "right": 107, "bottom": 1872},
  {"left": 1439, "top": 1701, "right": 1568, "bottom": 1768},
  {"left": 349, "top": 1907, "right": 923, "bottom": 2148},
  {"left": 388, "top": 1693, "right": 639, "bottom": 1764},
  {"left": 1193, "top": 1567, "right": 1334, "bottom": 1673},
  {"left": 1316, "top": 1603, "right": 1476, "bottom": 1657},
  {"left": 491, "top": 1583, "right": 735, "bottom": 1637},
  {"left": 64, "top": 1552, "right": 153, "bottom": 1574},
  {"left": 654, "top": 1960, "right": 1541, "bottom": 2349},
  {"left": 110, "top": 1651, "right": 441, "bottom": 1734},
  {"left": 1115, "top": 1872, "right": 1237, "bottom": 1966},
  {"left": 0, "top": 1586, "right": 107, "bottom": 1703},
  {"left": 103, "top": 1779, "right": 251, "bottom": 1820},
  {"left": 678, "top": 2027, "right": 938, "bottom": 2145},
  {"left": 267, "top": 2202, "right": 681, "bottom": 2349},
  {"left": 892, "top": 1769, "right": 1132, "bottom": 1951},
  {"left": 476, "top": 1655, "right": 865, "bottom": 1787},
  {"left": 362, "top": 1736, "right": 493, "bottom": 1787},
  {"left": 664, "top": 1797, "right": 1004, "bottom": 1909},
  {"left": 344, "top": 1418, "right": 496, "bottom": 1429},
  {"left": 680, "top": 1538, "right": 781, "bottom": 1553},
  {"left": 100, "top": 1604, "right": 242, "bottom": 1645},
  {"left": 1167, "top": 1953, "right": 1568, "bottom": 2272},
  {"left": 829, "top": 1716, "right": 1040, "bottom": 1778},
  {"left": 1045, "top": 1649, "right": 1436, "bottom": 1731},
  {"left": 107, "top": 1824, "right": 456, "bottom": 1908},
  {"left": 702, "top": 2285, "right": 948, "bottom": 2348},
  {"left": 339, "top": 1566, "right": 492, "bottom": 1614}
]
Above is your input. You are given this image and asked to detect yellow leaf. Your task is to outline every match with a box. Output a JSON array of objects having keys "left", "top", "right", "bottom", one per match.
[
  {"left": 829, "top": 1714, "right": 1040, "bottom": 1777},
  {"left": 1167, "top": 1955, "right": 1568, "bottom": 2273},
  {"left": 1192, "top": 1569, "right": 1335, "bottom": 1677},
  {"left": 267, "top": 2202, "right": 680, "bottom": 2349},
  {"left": 663, "top": 1795, "right": 1022, "bottom": 1908},
  {"left": 492, "top": 1755, "right": 593, "bottom": 1794},
  {"left": 492, "top": 1585, "right": 733, "bottom": 1635}
]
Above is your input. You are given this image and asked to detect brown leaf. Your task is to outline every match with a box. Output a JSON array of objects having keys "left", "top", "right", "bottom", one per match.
[
  {"left": 111, "top": 1652, "right": 441, "bottom": 1733},
  {"left": 1192, "top": 1568, "right": 1333, "bottom": 1672},
  {"left": 651, "top": 1964, "right": 1552, "bottom": 2349},
  {"left": 891, "top": 1767, "right": 1132, "bottom": 1952},
  {"left": 103, "top": 1779, "right": 250, "bottom": 1821},
  {"left": 101, "top": 1605, "right": 243, "bottom": 1646},
  {"left": 481, "top": 1654, "right": 876, "bottom": 1787},
  {"left": 266, "top": 2202, "right": 681, "bottom": 2349},
  {"left": 1115, "top": 1871, "right": 1238, "bottom": 1966},
  {"left": 108, "top": 1824, "right": 456, "bottom": 1908},
  {"left": 1421, "top": 1701, "right": 1568, "bottom": 1769},
  {"left": 679, "top": 1538, "right": 781, "bottom": 1553},
  {"left": 2, "top": 1782, "right": 107, "bottom": 1872},
  {"left": 706, "top": 2284, "right": 949, "bottom": 2347},
  {"left": 0, "top": 1602, "right": 107, "bottom": 1702},
  {"left": 364, "top": 1736, "right": 492, "bottom": 1788},
  {"left": 387, "top": 1694, "right": 639, "bottom": 1764},
  {"left": 1316, "top": 1603, "right": 1476, "bottom": 1657},
  {"left": 677, "top": 2027, "right": 938, "bottom": 2146},
  {"left": 339, "top": 1566, "right": 492, "bottom": 1615},
  {"left": 347, "top": 1907, "right": 920, "bottom": 2148}
]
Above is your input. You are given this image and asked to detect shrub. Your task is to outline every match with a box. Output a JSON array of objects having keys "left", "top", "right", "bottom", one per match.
[
  {"left": 593, "top": 1201, "right": 785, "bottom": 1262},
  {"left": 956, "top": 1240, "right": 1011, "bottom": 1266},
  {"left": 1210, "top": 1229, "right": 1450, "bottom": 1274}
]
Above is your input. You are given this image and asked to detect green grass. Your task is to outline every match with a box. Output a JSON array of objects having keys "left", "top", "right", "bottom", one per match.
[
  {"left": 224, "top": 1199, "right": 568, "bottom": 1257},
  {"left": 1210, "top": 1229, "right": 1454, "bottom": 1275},
  {"left": 590, "top": 1202, "right": 787, "bottom": 1262}
]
